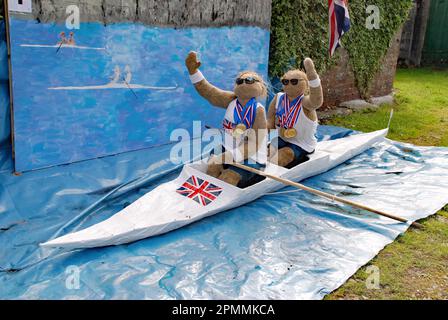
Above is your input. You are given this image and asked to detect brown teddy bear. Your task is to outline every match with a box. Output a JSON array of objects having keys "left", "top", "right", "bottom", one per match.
[
  {"left": 267, "top": 58, "right": 323, "bottom": 168},
  {"left": 185, "top": 51, "right": 268, "bottom": 188}
]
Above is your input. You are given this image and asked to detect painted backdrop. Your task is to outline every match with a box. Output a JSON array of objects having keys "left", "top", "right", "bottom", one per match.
[{"left": 8, "top": 18, "right": 270, "bottom": 171}]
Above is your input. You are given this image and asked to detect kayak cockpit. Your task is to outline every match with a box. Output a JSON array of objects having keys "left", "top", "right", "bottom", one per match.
[{"left": 186, "top": 149, "right": 331, "bottom": 190}]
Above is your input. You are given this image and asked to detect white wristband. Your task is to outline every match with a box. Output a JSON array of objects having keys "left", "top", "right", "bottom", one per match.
[
  {"left": 189, "top": 70, "right": 205, "bottom": 84},
  {"left": 308, "top": 77, "right": 321, "bottom": 88}
]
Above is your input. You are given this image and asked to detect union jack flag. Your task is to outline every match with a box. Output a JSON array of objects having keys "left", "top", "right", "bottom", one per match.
[
  {"left": 329, "top": 0, "right": 351, "bottom": 57},
  {"left": 223, "top": 119, "right": 234, "bottom": 130},
  {"left": 176, "top": 176, "right": 223, "bottom": 206}
]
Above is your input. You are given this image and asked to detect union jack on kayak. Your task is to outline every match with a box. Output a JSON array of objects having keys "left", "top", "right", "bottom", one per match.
[{"left": 176, "top": 176, "right": 223, "bottom": 206}]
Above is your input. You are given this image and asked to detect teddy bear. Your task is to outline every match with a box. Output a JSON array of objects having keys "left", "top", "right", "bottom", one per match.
[
  {"left": 267, "top": 58, "right": 323, "bottom": 168},
  {"left": 185, "top": 51, "right": 268, "bottom": 188}
]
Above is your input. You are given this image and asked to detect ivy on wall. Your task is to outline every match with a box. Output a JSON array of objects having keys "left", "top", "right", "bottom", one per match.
[
  {"left": 270, "top": 1, "right": 332, "bottom": 78},
  {"left": 269, "top": 0, "right": 413, "bottom": 97}
]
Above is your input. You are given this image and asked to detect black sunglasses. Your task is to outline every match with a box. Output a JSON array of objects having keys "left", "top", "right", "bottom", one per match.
[
  {"left": 281, "top": 78, "right": 305, "bottom": 86},
  {"left": 235, "top": 77, "right": 260, "bottom": 85}
]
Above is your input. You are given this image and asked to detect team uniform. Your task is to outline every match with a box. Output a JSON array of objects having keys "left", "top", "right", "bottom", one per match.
[
  {"left": 211, "top": 97, "right": 267, "bottom": 188},
  {"left": 273, "top": 92, "right": 318, "bottom": 168}
]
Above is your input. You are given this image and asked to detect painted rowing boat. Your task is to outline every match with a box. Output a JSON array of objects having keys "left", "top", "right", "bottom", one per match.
[
  {"left": 41, "top": 128, "right": 388, "bottom": 250},
  {"left": 47, "top": 83, "right": 179, "bottom": 91},
  {"left": 20, "top": 44, "right": 106, "bottom": 50}
]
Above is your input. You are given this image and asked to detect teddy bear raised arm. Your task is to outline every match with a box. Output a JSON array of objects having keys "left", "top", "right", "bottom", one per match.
[
  {"left": 185, "top": 51, "right": 236, "bottom": 108},
  {"left": 185, "top": 51, "right": 269, "bottom": 188},
  {"left": 267, "top": 58, "right": 324, "bottom": 168}
]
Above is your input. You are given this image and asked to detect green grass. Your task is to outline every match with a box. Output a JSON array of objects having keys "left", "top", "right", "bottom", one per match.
[
  {"left": 328, "top": 68, "right": 448, "bottom": 147},
  {"left": 325, "top": 68, "right": 448, "bottom": 300}
]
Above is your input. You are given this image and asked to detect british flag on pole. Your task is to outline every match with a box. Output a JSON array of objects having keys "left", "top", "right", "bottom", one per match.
[
  {"left": 176, "top": 176, "right": 223, "bottom": 206},
  {"left": 329, "top": 0, "right": 351, "bottom": 57}
]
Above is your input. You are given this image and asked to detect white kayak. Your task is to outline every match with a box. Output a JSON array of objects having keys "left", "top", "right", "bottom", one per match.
[{"left": 41, "top": 129, "right": 388, "bottom": 250}]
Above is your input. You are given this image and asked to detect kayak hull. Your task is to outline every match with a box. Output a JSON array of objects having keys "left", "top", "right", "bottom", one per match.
[{"left": 41, "top": 129, "right": 388, "bottom": 250}]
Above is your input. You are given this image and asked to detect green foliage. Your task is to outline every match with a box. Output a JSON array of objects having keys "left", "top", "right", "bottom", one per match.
[
  {"left": 344, "top": 0, "right": 414, "bottom": 96},
  {"left": 270, "top": 0, "right": 331, "bottom": 77},
  {"left": 269, "top": 0, "right": 413, "bottom": 97}
]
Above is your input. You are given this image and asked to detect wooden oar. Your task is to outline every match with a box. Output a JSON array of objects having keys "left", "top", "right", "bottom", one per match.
[{"left": 231, "top": 162, "right": 424, "bottom": 229}]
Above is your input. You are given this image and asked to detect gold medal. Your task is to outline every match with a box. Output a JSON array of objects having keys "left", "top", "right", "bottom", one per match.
[
  {"left": 233, "top": 124, "right": 247, "bottom": 137},
  {"left": 279, "top": 127, "right": 286, "bottom": 138},
  {"left": 284, "top": 128, "right": 297, "bottom": 139}
]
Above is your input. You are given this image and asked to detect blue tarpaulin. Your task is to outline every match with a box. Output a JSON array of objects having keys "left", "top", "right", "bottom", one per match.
[
  {"left": 1, "top": 19, "right": 448, "bottom": 300},
  {"left": 1, "top": 124, "right": 448, "bottom": 299}
]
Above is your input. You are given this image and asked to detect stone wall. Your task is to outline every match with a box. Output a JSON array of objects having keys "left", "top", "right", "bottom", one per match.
[
  {"left": 321, "top": 31, "right": 402, "bottom": 108},
  {"left": 20, "top": 0, "right": 272, "bottom": 29}
]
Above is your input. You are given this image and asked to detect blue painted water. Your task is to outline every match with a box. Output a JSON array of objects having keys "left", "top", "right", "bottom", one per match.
[{"left": 9, "top": 18, "right": 270, "bottom": 171}]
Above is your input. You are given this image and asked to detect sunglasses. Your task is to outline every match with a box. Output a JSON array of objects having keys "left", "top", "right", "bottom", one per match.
[
  {"left": 281, "top": 78, "right": 305, "bottom": 86},
  {"left": 235, "top": 77, "right": 260, "bottom": 85}
]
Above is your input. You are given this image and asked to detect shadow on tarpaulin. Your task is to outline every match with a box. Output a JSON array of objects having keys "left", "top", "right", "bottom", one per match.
[{"left": 1, "top": 23, "right": 448, "bottom": 300}]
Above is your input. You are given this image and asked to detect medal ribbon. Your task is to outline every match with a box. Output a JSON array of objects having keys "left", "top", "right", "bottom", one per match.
[
  {"left": 233, "top": 98, "right": 257, "bottom": 129},
  {"left": 277, "top": 94, "right": 304, "bottom": 129}
]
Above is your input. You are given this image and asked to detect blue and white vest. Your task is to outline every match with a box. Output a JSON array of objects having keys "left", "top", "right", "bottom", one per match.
[
  {"left": 275, "top": 93, "right": 318, "bottom": 153},
  {"left": 222, "top": 99, "right": 268, "bottom": 164}
]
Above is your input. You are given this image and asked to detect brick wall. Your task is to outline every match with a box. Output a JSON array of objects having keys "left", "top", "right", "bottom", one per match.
[{"left": 321, "top": 31, "right": 402, "bottom": 108}]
